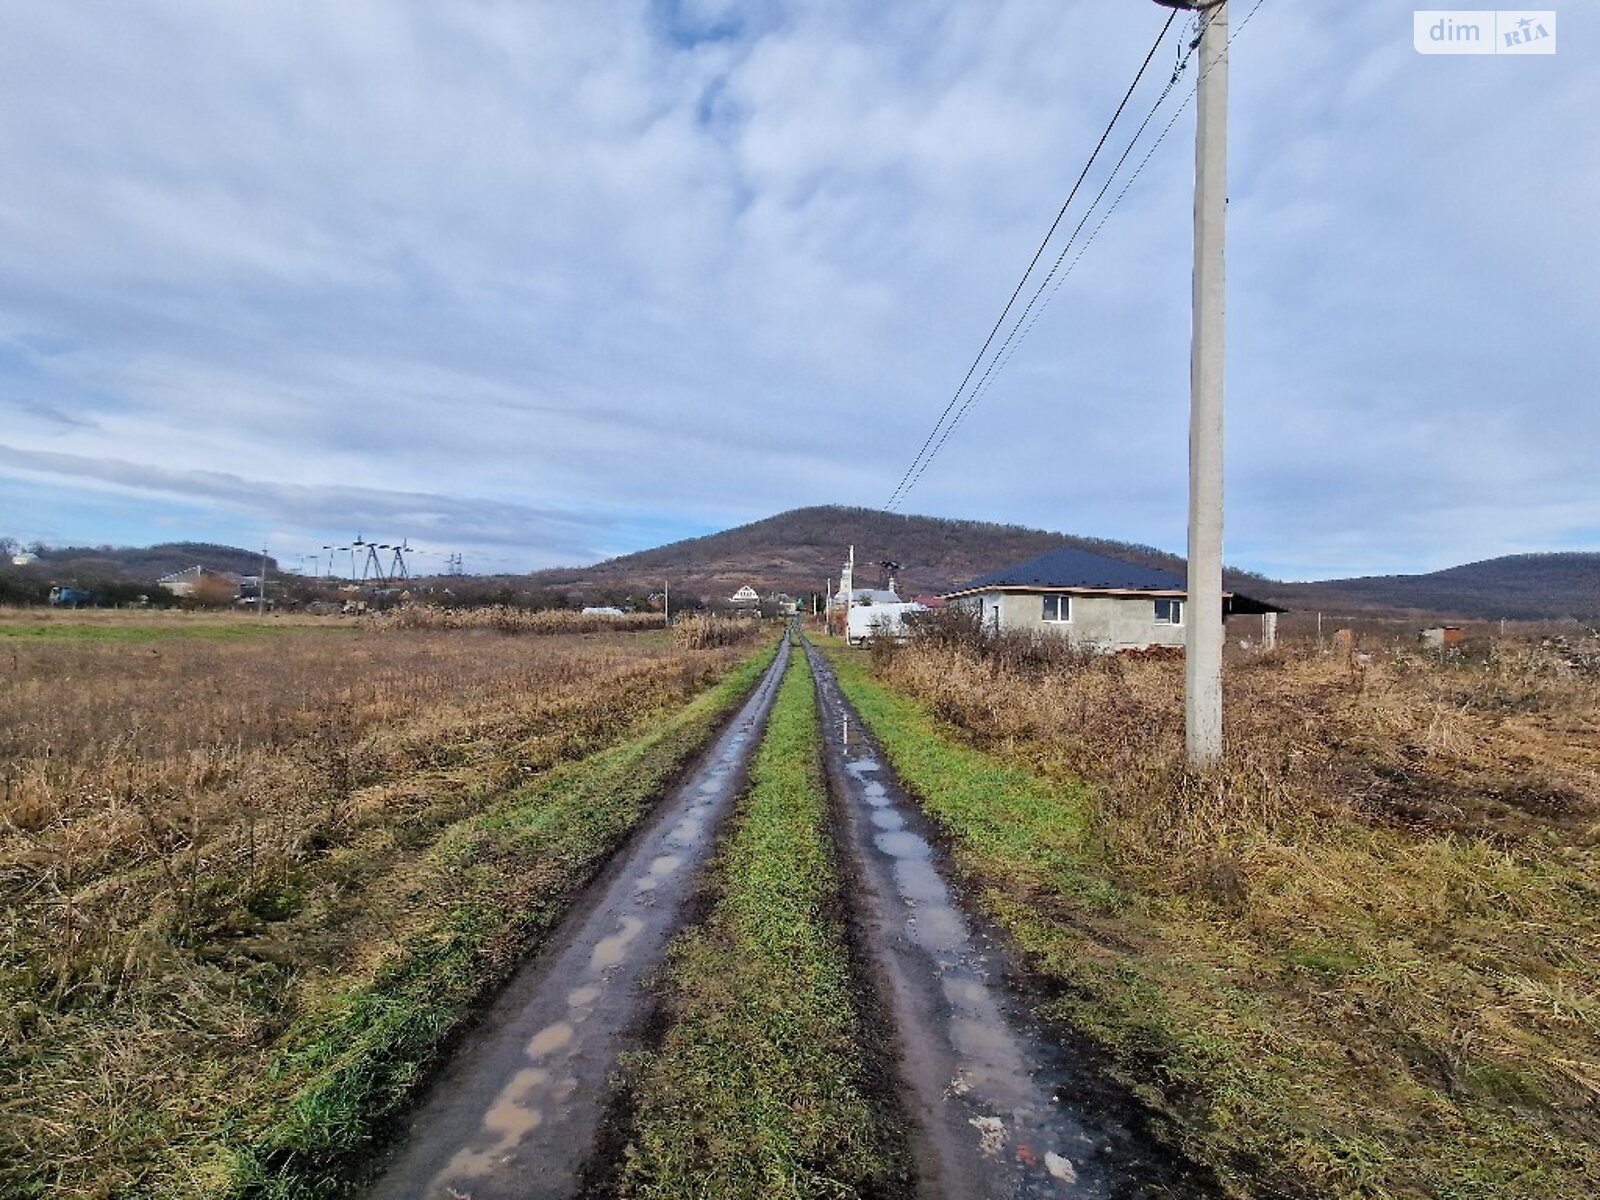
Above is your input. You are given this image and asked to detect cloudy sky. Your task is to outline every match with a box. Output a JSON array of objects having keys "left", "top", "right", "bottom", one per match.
[{"left": 0, "top": 1, "right": 1593, "bottom": 580}]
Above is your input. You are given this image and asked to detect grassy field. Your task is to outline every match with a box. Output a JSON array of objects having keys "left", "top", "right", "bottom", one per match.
[
  {"left": 619, "top": 653, "right": 909, "bottom": 1199},
  {"left": 0, "top": 608, "right": 352, "bottom": 641},
  {"left": 826, "top": 633, "right": 1600, "bottom": 1200},
  {"left": 1, "top": 611, "right": 775, "bottom": 1198}
]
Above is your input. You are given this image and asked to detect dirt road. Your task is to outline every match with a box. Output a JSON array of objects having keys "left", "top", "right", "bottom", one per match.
[
  {"left": 806, "top": 638, "right": 1216, "bottom": 1199},
  {"left": 364, "top": 631, "right": 1206, "bottom": 1198},
  {"left": 363, "top": 636, "right": 792, "bottom": 1200}
]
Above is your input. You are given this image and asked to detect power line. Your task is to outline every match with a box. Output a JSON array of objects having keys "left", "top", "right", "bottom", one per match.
[
  {"left": 896, "top": 24, "right": 1204, "bottom": 503},
  {"left": 883, "top": 9, "right": 1179, "bottom": 512},
  {"left": 889, "top": 0, "right": 1270, "bottom": 509}
]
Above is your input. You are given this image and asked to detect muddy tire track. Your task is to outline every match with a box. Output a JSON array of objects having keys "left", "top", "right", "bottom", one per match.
[
  {"left": 362, "top": 635, "right": 792, "bottom": 1200},
  {"left": 803, "top": 638, "right": 1219, "bottom": 1200}
]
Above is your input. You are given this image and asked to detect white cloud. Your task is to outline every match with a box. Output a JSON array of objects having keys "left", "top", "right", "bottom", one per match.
[{"left": 0, "top": 0, "right": 1593, "bottom": 578}]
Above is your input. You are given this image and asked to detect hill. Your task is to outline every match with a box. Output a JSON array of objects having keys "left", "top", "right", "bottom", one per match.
[
  {"left": 533, "top": 507, "right": 1599, "bottom": 621},
  {"left": 8, "top": 542, "right": 278, "bottom": 583},
  {"left": 7, "top": 517, "right": 1594, "bottom": 622},
  {"left": 528, "top": 506, "right": 1196, "bottom": 601},
  {"left": 1267, "top": 553, "right": 1600, "bottom": 622}
]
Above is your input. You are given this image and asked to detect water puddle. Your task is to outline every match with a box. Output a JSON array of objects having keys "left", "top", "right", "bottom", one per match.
[
  {"left": 874, "top": 829, "right": 934, "bottom": 860},
  {"left": 526, "top": 1021, "right": 574, "bottom": 1058},
  {"left": 589, "top": 915, "right": 645, "bottom": 972}
]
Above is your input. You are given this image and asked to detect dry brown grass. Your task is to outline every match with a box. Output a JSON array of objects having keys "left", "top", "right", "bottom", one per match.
[
  {"left": 866, "top": 629, "right": 1600, "bottom": 1197},
  {"left": 368, "top": 604, "right": 665, "bottom": 635},
  {"left": 670, "top": 613, "right": 763, "bottom": 650},
  {"left": 0, "top": 617, "right": 763, "bottom": 1198}
]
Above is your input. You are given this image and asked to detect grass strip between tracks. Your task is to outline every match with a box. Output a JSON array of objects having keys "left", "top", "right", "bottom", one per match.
[
  {"left": 619, "top": 652, "right": 909, "bottom": 1199},
  {"left": 221, "top": 639, "right": 782, "bottom": 1199}
]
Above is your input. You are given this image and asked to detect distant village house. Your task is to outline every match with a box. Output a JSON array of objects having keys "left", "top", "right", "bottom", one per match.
[
  {"left": 942, "top": 545, "right": 1283, "bottom": 653},
  {"left": 156, "top": 565, "right": 236, "bottom": 600}
]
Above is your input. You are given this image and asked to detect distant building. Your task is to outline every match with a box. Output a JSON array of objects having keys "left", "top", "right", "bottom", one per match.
[
  {"left": 582, "top": 605, "right": 626, "bottom": 617},
  {"left": 833, "top": 586, "right": 902, "bottom": 607},
  {"left": 10, "top": 552, "right": 38, "bottom": 566},
  {"left": 729, "top": 585, "right": 760, "bottom": 607},
  {"left": 156, "top": 565, "right": 235, "bottom": 598},
  {"left": 943, "top": 545, "right": 1283, "bottom": 653}
]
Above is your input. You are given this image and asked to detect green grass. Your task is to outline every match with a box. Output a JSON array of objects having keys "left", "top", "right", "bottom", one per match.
[
  {"left": 208, "top": 640, "right": 782, "bottom": 1199},
  {"left": 619, "top": 653, "right": 908, "bottom": 1199}
]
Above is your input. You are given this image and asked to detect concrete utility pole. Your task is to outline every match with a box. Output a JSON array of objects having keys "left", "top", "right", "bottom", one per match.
[
  {"left": 1162, "top": 0, "right": 1229, "bottom": 765},
  {"left": 259, "top": 547, "right": 269, "bottom": 616}
]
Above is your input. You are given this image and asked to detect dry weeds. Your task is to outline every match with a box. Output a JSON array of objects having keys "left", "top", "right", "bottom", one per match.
[
  {"left": 670, "top": 613, "right": 761, "bottom": 650},
  {"left": 0, "top": 617, "right": 763, "bottom": 1197},
  {"left": 869, "top": 627, "right": 1600, "bottom": 1197},
  {"left": 368, "top": 604, "right": 665, "bottom": 635}
]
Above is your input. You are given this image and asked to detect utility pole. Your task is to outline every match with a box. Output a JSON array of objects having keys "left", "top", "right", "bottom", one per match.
[
  {"left": 663, "top": 580, "right": 670, "bottom": 627},
  {"left": 259, "top": 546, "right": 269, "bottom": 616},
  {"left": 1160, "top": 0, "right": 1228, "bottom": 765}
]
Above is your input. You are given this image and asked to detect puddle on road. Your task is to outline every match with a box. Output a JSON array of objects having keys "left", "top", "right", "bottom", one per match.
[
  {"left": 438, "top": 1065, "right": 549, "bottom": 1181},
  {"left": 868, "top": 807, "right": 905, "bottom": 832},
  {"left": 635, "top": 851, "right": 686, "bottom": 897},
  {"left": 873, "top": 829, "right": 933, "bottom": 860},
  {"left": 667, "top": 815, "right": 705, "bottom": 846},
  {"left": 589, "top": 915, "right": 645, "bottom": 972},
  {"left": 526, "top": 1022, "right": 574, "bottom": 1058},
  {"left": 566, "top": 984, "right": 601, "bottom": 1008}
]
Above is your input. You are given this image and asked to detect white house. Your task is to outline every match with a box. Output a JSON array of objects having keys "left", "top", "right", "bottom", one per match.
[
  {"left": 942, "top": 545, "right": 1282, "bottom": 653},
  {"left": 728, "top": 585, "right": 760, "bottom": 606},
  {"left": 156, "top": 565, "right": 234, "bottom": 598}
]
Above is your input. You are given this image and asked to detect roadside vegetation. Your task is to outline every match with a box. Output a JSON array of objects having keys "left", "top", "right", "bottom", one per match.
[
  {"left": 368, "top": 604, "right": 665, "bottom": 635},
  {"left": 619, "top": 655, "right": 909, "bottom": 1199},
  {"left": 826, "top": 622, "right": 1600, "bottom": 1200},
  {"left": 1, "top": 611, "right": 774, "bottom": 1198}
]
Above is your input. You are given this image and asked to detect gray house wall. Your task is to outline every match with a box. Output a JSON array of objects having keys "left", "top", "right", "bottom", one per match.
[{"left": 956, "top": 591, "right": 1186, "bottom": 652}]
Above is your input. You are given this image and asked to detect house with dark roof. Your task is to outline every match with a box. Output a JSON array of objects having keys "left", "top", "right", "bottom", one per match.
[{"left": 942, "top": 545, "right": 1283, "bottom": 652}]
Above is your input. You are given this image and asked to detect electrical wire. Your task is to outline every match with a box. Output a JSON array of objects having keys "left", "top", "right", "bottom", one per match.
[
  {"left": 882, "top": 8, "right": 1179, "bottom": 512},
  {"left": 888, "top": 0, "right": 1271, "bottom": 510}
]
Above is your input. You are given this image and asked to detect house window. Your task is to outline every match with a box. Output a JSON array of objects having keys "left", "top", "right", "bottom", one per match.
[
  {"left": 1041, "top": 595, "right": 1071, "bottom": 623},
  {"left": 1154, "top": 598, "right": 1183, "bottom": 625}
]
